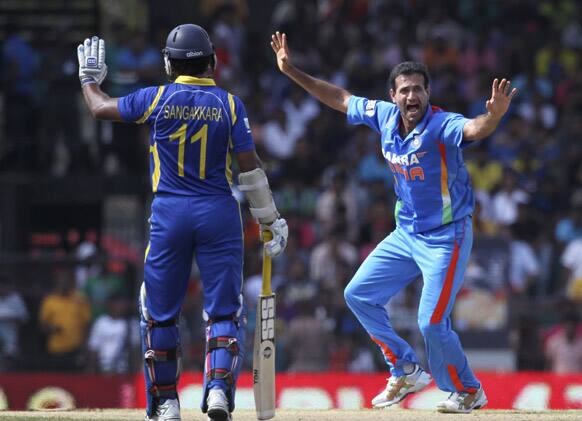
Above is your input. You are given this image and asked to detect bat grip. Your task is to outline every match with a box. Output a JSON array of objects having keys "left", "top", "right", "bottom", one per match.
[{"left": 261, "top": 230, "right": 273, "bottom": 296}]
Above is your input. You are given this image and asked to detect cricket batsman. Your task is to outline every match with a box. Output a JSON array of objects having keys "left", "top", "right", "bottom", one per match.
[
  {"left": 77, "top": 25, "right": 288, "bottom": 421},
  {"left": 271, "top": 31, "right": 517, "bottom": 413}
]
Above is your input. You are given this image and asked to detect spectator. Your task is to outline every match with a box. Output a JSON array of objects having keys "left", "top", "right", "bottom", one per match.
[
  {"left": 466, "top": 144, "right": 503, "bottom": 193},
  {"left": 278, "top": 257, "right": 317, "bottom": 321},
  {"left": 260, "top": 108, "right": 302, "bottom": 159},
  {"left": 284, "top": 298, "right": 330, "bottom": 372},
  {"left": 87, "top": 294, "right": 139, "bottom": 373},
  {"left": 279, "top": 136, "right": 324, "bottom": 188},
  {"left": 107, "top": 30, "right": 161, "bottom": 173},
  {"left": 560, "top": 237, "right": 582, "bottom": 301},
  {"left": 544, "top": 311, "right": 582, "bottom": 374},
  {"left": 0, "top": 277, "right": 28, "bottom": 370},
  {"left": 310, "top": 226, "right": 358, "bottom": 288},
  {"left": 315, "top": 169, "right": 359, "bottom": 242},
  {"left": 1, "top": 24, "right": 39, "bottom": 171},
  {"left": 491, "top": 169, "right": 529, "bottom": 227},
  {"left": 39, "top": 268, "right": 91, "bottom": 371},
  {"left": 511, "top": 313, "right": 545, "bottom": 370},
  {"left": 83, "top": 260, "right": 128, "bottom": 319},
  {"left": 555, "top": 202, "right": 582, "bottom": 244},
  {"left": 38, "top": 26, "right": 86, "bottom": 175},
  {"left": 282, "top": 87, "right": 320, "bottom": 140},
  {"left": 509, "top": 223, "right": 541, "bottom": 295}
]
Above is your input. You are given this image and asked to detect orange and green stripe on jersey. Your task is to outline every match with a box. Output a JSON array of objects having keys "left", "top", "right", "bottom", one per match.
[{"left": 438, "top": 143, "right": 453, "bottom": 225}]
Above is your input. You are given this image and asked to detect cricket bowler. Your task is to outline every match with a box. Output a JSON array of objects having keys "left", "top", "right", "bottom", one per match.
[{"left": 271, "top": 31, "right": 516, "bottom": 413}]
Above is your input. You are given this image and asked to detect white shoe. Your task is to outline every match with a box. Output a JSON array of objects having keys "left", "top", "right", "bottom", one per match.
[
  {"left": 436, "top": 385, "right": 488, "bottom": 413},
  {"left": 372, "top": 365, "right": 432, "bottom": 408},
  {"left": 144, "top": 398, "right": 181, "bottom": 421},
  {"left": 207, "top": 388, "right": 232, "bottom": 421}
]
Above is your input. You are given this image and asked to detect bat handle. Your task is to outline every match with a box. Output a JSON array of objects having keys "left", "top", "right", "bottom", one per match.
[
  {"left": 261, "top": 229, "right": 273, "bottom": 243},
  {"left": 261, "top": 229, "right": 273, "bottom": 295}
]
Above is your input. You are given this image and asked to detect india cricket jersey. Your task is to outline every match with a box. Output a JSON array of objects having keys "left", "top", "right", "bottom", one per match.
[
  {"left": 118, "top": 75, "right": 255, "bottom": 195},
  {"left": 347, "top": 96, "right": 474, "bottom": 233}
]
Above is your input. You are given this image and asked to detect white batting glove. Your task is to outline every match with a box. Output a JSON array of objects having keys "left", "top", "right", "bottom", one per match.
[
  {"left": 263, "top": 218, "right": 288, "bottom": 258},
  {"left": 77, "top": 36, "right": 107, "bottom": 86}
]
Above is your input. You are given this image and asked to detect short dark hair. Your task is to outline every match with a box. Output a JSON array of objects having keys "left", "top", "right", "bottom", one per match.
[
  {"left": 389, "top": 61, "right": 430, "bottom": 91},
  {"left": 170, "top": 55, "right": 214, "bottom": 78}
]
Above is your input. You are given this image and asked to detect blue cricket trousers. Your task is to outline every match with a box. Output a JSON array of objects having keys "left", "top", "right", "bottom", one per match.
[
  {"left": 144, "top": 193, "right": 244, "bottom": 321},
  {"left": 344, "top": 215, "right": 480, "bottom": 393}
]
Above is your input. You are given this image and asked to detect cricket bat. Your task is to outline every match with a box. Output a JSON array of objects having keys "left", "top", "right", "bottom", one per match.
[{"left": 253, "top": 230, "right": 276, "bottom": 420}]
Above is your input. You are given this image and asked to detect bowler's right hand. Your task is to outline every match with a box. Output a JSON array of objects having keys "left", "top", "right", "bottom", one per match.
[{"left": 270, "top": 31, "right": 291, "bottom": 73}]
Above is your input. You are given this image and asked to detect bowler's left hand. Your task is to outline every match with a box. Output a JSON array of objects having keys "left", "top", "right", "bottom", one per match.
[{"left": 486, "top": 78, "right": 517, "bottom": 119}]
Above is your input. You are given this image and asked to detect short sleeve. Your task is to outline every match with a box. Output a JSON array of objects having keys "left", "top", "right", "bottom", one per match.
[
  {"left": 522, "top": 244, "right": 540, "bottom": 276},
  {"left": 118, "top": 86, "right": 164, "bottom": 124},
  {"left": 347, "top": 95, "right": 394, "bottom": 134},
  {"left": 39, "top": 297, "right": 52, "bottom": 324},
  {"left": 229, "top": 94, "right": 255, "bottom": 153},
  {"left": 87, "top": 318, "right": 103, "bottom": 351},
  {"left": 561, "top": 240, "right": 581, "bottom": 270},
  {"left": 440, "top": 112, "right": 469, "bottom": 147}
]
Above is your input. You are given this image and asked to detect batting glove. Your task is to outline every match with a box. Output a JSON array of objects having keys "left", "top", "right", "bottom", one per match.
[
  {"left": 77, "top": 36, "right": 107, "bottom": 86},
  {"left": 263, "top": 218, "right": 288, "bottom": 257}
]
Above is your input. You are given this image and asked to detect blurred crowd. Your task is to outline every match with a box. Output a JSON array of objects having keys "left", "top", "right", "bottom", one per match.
[{"left": 1, "top": 0, "right": 582, "bottom": 374}]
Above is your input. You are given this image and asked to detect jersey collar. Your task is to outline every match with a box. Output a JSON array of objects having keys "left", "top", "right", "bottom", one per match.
[{"left": 174, "top": 76, "right": 216, "bottom": 86}]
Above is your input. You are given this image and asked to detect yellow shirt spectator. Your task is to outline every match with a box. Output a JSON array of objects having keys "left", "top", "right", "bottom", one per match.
[
  {"left": 467, "top": 160, "right": 503, "bottom": 193},
  {"left": 40, "top": 290, "right": 91, "bottom": 354}
]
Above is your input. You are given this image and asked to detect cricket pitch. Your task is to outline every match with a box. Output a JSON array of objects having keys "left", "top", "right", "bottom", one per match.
[{"left": 1, "top": 409, "right": 581, "bottom": 420}]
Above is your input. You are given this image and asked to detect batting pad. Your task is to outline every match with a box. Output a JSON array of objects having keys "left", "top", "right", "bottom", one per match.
[{"left": 201, "top": 318, "right": 246, "bottom": 413}]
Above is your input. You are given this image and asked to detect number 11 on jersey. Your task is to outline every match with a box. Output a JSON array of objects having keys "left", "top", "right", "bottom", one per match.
[{"left": 169, "top": 123, "right": 208, "bottom": 179}]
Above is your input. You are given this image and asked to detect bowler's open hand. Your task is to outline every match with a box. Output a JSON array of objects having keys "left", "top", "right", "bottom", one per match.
[
  {"left": 271, "top": 31, "right": 291, "bottom": 73},
  {"left": 486, "top": 78, "right": 517, "bottom": 119}
]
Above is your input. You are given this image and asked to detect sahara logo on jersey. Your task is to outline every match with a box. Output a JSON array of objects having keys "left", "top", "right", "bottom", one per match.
[
  {"left": 163, "top": 105, "right": 223, "bottom": 122},
  {"left": 383, "top": 150, "right": 427, "bottom": 166},
  {"left": 384, "top": 150, "right": 427, "bottom": 181}
]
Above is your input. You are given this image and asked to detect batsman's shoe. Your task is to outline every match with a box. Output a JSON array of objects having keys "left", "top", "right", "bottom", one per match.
[
  {"left": 436, "top": 385, "right": 488, "bottom": 413},
  {"left": 372, "top": 365, "right": 432, "bottom": 408},
  {"left": 207, "top": 388, "right": 232, "bottom": 421},
  {"left": 144, "top": 398, "right": 181, "bottom": 421}
]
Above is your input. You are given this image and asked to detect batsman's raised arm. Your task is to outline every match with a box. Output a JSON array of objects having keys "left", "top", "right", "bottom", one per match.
[
  {"left": 463, "top": 78, "right": 517, "bottom": 141},
  {"left": 271, "top": 31, "right": 351, "bottom": 113},
  {"left": 77, "top": 36, "right": 122, "bottom": 121}
]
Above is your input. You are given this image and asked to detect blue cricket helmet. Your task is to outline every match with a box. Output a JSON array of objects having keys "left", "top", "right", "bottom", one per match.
[{"left": 163, "top": 24, "right": 214, "bottom": 60}]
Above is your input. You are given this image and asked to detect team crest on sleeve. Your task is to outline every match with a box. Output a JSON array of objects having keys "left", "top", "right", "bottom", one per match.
[{"left": 365, "top": 100, "right": 377, "bottom": 117}]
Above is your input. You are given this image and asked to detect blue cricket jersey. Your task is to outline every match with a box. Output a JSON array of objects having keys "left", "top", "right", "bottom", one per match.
[
  {"left": 118, "top": 75, "right": 255, "bottom": 196},
  {"left": 347, "top": 95, "right": 474, "bottom": 233}
]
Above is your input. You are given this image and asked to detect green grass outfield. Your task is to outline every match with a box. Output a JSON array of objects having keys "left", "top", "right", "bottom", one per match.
[{"left": 1, "top": 409, "right": 582, "bottom": 421}]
